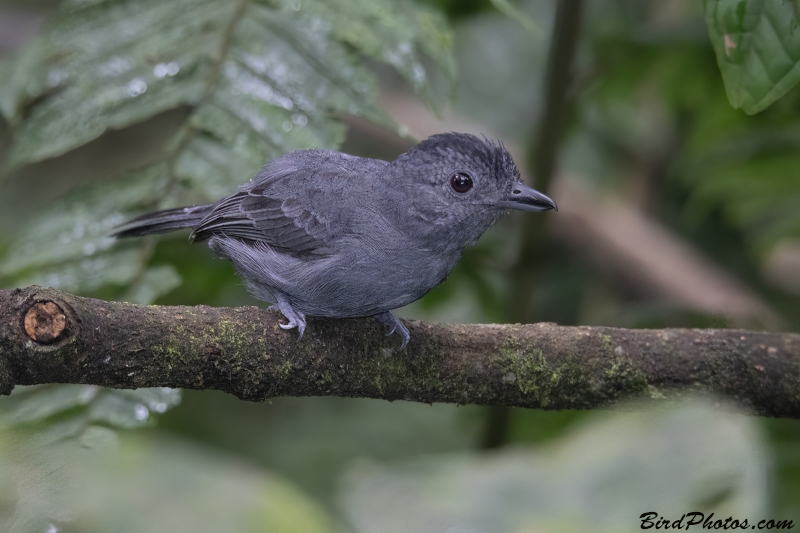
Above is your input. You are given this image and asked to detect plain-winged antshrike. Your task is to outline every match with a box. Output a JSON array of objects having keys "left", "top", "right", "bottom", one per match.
[{"left": 114, "top": 132, "right": 556, "bottom": 349}]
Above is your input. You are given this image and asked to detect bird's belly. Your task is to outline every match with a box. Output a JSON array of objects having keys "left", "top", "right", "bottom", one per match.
[{"left": 285, "top": 249, "right": 457, "bottom": 318}]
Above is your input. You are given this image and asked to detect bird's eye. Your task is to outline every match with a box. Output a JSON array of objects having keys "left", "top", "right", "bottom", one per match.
[{"left": 450, "top": 172, "right": 473, "bottom": 193}]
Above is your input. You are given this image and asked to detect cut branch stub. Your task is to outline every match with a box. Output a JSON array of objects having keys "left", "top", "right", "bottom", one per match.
[{"left": 23, "top": 301, "right": 67, "bottom": 343}]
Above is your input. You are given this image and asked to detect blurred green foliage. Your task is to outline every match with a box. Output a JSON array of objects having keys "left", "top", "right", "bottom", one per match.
[
  {"left": 1, "top": 0, "right": 800, "bottom": 531},
  {"left": 341, "top": 400, "right": 769, "bottom": 533},
  {"left": 704, "top": 0, "right": 800, "bottom": 114},
  {"left": 579, "top": 15, "right": 800, "bottom": 255},
  {"left": 0, "top": 422, "right": 339, "bottom": 533},
  {"left": 0, "top": 0, "right": 458, "bottom": 530},
  {"left": 0, "top": 0, "right": 453, "bottom": 303}
]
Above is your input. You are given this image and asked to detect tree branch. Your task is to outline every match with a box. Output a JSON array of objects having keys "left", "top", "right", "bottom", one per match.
[{"left": 1, "top": 286, "right": 799, "bottom": 417}]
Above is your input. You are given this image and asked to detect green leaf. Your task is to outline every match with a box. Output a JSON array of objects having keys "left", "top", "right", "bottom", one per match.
[
  {"left": 0, "top": 1, "right": 454, "bottom": 492},
  {"left": 2, "top": 0, "right": 453, "bottom": 168},
  {"left": 3, "top": 385, "right": 100, "bottom": 425},
  {"left": 0, "top": 166, "right": 171, "bottom": 297},
  {"left": 0, "top": 166, "right": 165, "bottom": 277},
  {"left": 703, "top": 0, "right": 800, "bottom": 114},
  {"left": 293, "top": 0, "right": 455, "bottom": 110},
  {"left": 0, "top": 0, "right": 454, "bottom": 306},
  {"left": 2, "top": 385, "right": 182, "bottom": 430},
  {"left": 88, "top": 388, "right": 175, "bottom": 429}
]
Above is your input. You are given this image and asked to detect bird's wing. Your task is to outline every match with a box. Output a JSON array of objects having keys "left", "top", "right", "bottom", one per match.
[{"left": 190, "top": 151, "right": 366, "bottom": 258}]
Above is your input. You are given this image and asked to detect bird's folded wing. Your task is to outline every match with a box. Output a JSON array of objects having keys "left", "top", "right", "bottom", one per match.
[
  {"left": 190, "top": 185, "right": 333, "bottom": 258},
  {"left": 192, "top": 192, "right": 330, "bottom": 255}
]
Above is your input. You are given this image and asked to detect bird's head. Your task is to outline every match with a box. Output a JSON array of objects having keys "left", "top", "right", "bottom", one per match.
[{"left": 387, "top": 132, "right": 556, "bottom": 248}]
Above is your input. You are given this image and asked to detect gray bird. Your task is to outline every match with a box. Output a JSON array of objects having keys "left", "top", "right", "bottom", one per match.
[{"left": 114, "top": 132, "right": 556, "bottom": 349}]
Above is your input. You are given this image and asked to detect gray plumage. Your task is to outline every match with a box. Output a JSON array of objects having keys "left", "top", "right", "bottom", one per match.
[{"left": 114, "top": 132, "right": 556, "bottom": 349}]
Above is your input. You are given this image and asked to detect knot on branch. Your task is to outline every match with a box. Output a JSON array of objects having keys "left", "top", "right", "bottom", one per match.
[{"left": 24, "top": 301, "right": 68, "bottom": 344}]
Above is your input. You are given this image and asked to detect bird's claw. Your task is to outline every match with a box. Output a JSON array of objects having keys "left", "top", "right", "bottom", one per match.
[
  {"left": 275, "top": 294, "right": 306, "bottom": 340},
  {"left": 375, "top": 311, "right": 409, "bottom": 351}
]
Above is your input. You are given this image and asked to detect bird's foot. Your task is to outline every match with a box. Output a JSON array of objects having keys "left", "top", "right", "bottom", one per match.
[
  {"left": 375, "top": 311, "right": 409, "bottom": 351},
  {"left": 275, "top": 294, "right": 306, "bottom": 340}
]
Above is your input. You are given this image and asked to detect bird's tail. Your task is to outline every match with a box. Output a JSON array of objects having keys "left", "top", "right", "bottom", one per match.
[{"left": 113, "top": 204, "right": 213, "bottom": 238}]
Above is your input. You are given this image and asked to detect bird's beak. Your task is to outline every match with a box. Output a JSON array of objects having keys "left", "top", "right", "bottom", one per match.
[{"left": 499, "top": 183, "right": 558, "bottom": 212}]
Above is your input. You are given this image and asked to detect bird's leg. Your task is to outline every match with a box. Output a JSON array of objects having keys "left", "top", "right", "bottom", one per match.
[
  {"left": 274, "top": 293, "right": 306, "bottom": 340},
  {"left": 375, "top": 311, "right": 410, "bottom": 351}
]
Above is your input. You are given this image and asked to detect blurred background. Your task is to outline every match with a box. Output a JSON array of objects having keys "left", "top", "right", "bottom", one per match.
[{"left": 1, "top": 0, "right": 800, "bottom": 531}]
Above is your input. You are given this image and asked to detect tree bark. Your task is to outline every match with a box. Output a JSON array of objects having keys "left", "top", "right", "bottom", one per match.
[{"left": 1, "top": 286, "right": 799, "bottom": 417}]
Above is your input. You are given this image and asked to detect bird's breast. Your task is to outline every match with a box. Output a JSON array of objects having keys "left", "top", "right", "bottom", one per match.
[{"left": 290, "top": 231, "right": 462, "bottom": 317}]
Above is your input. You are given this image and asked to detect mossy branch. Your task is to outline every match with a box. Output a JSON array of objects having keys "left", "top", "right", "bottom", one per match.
[{"left": 1, "top": 286, "right": 799, "bottom": 417}]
